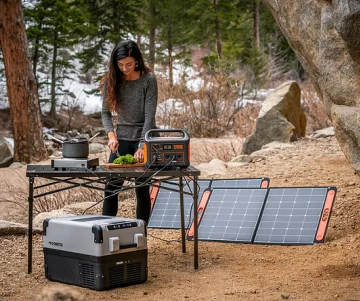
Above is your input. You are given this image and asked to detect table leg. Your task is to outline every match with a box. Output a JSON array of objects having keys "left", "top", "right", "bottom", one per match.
[
  {"left": 193, "top": 176, "right": 198, "bottom": 270},
  {"left": 179, "top": 177, "right": 186, "bottom": 253},
  {"left": 28, "top": 177, "right": 34, "bottom": 274}
]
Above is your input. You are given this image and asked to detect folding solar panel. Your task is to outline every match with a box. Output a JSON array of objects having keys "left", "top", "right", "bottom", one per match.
[
  {"left": 187, "top": 186, "right": 336, "bottom": 245},
  {"left": 253, "top": 187, "right": 336, "bottom": 245},
  {"left": 187, "top": 188, "right": 268, "bottom": 243},
  {"left": 147, "top": 180, "right": 210, "bottom": 229},
  {"left": 148, "top": 178, "right": 270, "bottom": 229}
]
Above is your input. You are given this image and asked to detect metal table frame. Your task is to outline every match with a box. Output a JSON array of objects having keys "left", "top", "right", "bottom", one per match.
[{"left": 26, "top": 165, "right": 200, "bottom": 273}]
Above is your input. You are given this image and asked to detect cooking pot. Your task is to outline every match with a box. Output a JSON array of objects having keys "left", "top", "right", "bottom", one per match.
[
  {"left": 62, "top": 138, "right": 89, "bottom": 158},
  {"left": 47, "top": 132, "right": 100, "bottom": 159}
]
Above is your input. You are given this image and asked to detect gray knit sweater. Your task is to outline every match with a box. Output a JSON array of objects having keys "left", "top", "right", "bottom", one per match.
[{"left": 101, "top": 71, "right": 158, "bottom": 143}]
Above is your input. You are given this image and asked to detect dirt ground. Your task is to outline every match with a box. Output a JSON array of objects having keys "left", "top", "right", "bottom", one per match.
[{"left": 0, "top": 136, "right": 360, "bottom": 301}]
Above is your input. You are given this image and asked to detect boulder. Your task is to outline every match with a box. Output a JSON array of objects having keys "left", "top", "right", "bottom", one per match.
[
  {"left": 32, "top": 202, "right": 100, "bottom": 229},
  {"left": 8, "top": 162, "right": 23, "bottom": 169},
  {"left": 332, "top": 105, "right": 360, "bottom": 173},
  {"left": 310, "top": 127, "right": 335, "bottom": 139},
  {"left": 263, "top": 0, "right": 360, "bottom": 173},
  {"left": 195, "top": 159, "right": 228, "bottom": 177},
  {"left": 0, "top": 220, "right": 42, "bottom": 235},
  {"left": 33, "top": 209, "right": 76, "bottom": 229},
  {"left": 0, "top": 137, "right": 14, "bottom": 168},
  {"left": 241, "top": 81, "right": 306, "bottom": 155},
  {"left": 333, "top": 0, "right": 360, "bottom": 63},
  {"left": 229, "top": 154, "right": 252, "bottom": 163},
  {"left": 89, "top": 142, "right": 106, "bottom": 154}
]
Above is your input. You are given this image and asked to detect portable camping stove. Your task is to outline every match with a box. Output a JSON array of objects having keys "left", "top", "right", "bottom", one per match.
[{"left": 51, "top": 157, "right": 99, "bottom": 170}]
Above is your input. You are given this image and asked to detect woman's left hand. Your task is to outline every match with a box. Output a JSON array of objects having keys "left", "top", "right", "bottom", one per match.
[{"left": 134, "top": 148, "right": 144, "bottom": 163}]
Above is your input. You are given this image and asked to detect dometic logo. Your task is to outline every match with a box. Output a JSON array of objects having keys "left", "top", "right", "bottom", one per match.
[{"left": 48, "top": 241, "right": 63, "bottom": 247}]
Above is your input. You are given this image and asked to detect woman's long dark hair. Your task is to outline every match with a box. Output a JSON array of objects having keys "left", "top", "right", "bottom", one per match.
[{"left": 101, "top": 40, "right": 150, "bottom": 111}]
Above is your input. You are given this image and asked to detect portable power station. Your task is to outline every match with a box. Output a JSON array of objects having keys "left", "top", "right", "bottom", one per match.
[{"left": 144, "top": 128, "right": 190, "bottom": 168}]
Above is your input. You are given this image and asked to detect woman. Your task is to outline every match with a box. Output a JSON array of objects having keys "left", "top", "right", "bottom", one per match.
[{"left": 101, "top": 40, "right": 158, "bottom": 223}]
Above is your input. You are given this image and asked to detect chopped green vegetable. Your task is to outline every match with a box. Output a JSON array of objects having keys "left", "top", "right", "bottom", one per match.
[{"left": 113, "top": 154, "right": 138, "bottom": 164}]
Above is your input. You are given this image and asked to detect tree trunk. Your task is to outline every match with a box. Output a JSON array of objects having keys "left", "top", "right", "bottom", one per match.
[
  {"left": 253, "top": 0, "right": 260, "bottom": 49},
  {"left": 137, "top": 16, "right": 143, "bottom": 47},
  {"left": 32, "top": 20, "right": 43, "bottom": 80},
  {"left": 167, "top": 21, "right": 173, "bottom": 88},
  {"left": 0, "top": 0, "right": 46, "bottom": 163},
  {"left": 214, "top": 0, "right": 222, "bottom": 59},
  {"left": 49, "top": 30, "right": 58, "bottom": 117},
  {"left": 148, "top": 1, "right": 156, "bottom": 71}
]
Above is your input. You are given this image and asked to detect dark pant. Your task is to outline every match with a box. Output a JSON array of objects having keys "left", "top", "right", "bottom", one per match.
[{"left": 102, "top": 140, "right": 151, "bottom": 224}]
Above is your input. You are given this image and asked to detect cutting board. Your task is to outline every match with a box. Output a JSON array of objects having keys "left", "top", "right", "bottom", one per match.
[{"left": 104, "top": 163, "right": 145, "bottom": 168}]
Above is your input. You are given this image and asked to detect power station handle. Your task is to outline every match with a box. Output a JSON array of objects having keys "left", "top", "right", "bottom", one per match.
[{"left": 145, "top": 128, "right": 189, "bottom": 140}]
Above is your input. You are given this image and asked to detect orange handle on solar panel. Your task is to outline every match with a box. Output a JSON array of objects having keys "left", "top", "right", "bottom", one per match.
[
  {"left": 188, "top": 190, "right": 211, "bottom": 237},
  {"left": 315, "top": 189, "right": 336, "bottom": 242},
  {"left": 149, "top": 182, "right": 160, "bottom": 211},
  {"left": 261, "top": 179, "right": 269, "bottom": 188}
]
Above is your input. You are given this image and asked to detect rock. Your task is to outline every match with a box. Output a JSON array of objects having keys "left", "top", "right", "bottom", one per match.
[
  {"left": 195, "top": 159, "right": 228, "bottom": 177},
  {"left": 261, "top": 141, "right": 294, "bottom": 150},
  {"left": 241, "top": 81, "right": 306, "bottom": 155},
  {"left": 0, "top": 220, "right": 42, "bottom": 236},
  {"left": 332, "top": 105, "right": 360, "bottom": 173},
  {"left": 229, "top": 154, "right": 252, "bottom": 163},
  {"left": 226, "top": 162, "right": 250, "bottom": 168},
  {"left": 333, "top": 0, "right": 360, "bottom": 63},
  {"left": 33, "top": 209, "right": 76, "bottom": 229},
  {"left": 310, "top": 127, "right": 335, "bottom": 139},
  {"left": 0, "top": 137, "right": 13, "bottom": 168},
  {"left": 263, "top": 0, "right": 360, "bottom": 174},
  {"left": 8, "top": 162, "right": 23, "bottom": 169},
  {"left": 89, "top": 142, "right": 106, "bottom": 154}
]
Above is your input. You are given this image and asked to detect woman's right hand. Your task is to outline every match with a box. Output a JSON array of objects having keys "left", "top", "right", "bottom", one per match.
[{"left": 107, "top": 132, "right": 119, "bottom": 153}]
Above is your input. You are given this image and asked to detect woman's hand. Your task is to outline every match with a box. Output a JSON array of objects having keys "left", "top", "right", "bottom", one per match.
[
  {"left": 107, "top": 132, "right": 118, "bottom": 153},
  {"left": 134, "top": 148, "right": 144, "bottom": 163}
]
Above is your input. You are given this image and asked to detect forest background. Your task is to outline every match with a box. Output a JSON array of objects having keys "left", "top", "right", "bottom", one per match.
[{"left": 0, "top": 0, "right": 330, "bottom": 162}]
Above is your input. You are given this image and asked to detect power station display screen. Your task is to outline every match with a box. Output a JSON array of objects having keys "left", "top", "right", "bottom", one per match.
[{"left": 163, "top": 144, "right": 172, "bottom": 150}]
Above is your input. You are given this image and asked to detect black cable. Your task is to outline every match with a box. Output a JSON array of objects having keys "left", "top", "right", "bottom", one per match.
[{"left": 82, "top": 156, "right": 175, "bottom": 215}]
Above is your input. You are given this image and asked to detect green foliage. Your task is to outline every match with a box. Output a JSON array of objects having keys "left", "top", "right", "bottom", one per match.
[
  {"left": 113, "top": 154, "right": 138, "bottom": 165},
  {"left": 24, "top": 0, "right": 88, "bottom": 110},
  {"left": 73, "top": 0, "right": 144, "bottom": 74}
]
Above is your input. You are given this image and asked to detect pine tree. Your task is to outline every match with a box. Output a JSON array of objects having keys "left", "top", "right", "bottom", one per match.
[
  {"left": 25, "top": 0, "right": 87, "bottom": 117},
  {"left": 74, "top": 0, "right": 144, "bottom": 80}
]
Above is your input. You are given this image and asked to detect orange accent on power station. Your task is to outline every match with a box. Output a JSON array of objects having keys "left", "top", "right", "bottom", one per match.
[
  {"left": 188, "top": 190, "right": 211, "bottom": 237},
  {"left": 143, "top": 144, "right": 148, "bottom": 164},
  {"left": 315, "top": 189, "right": 336, "bottom": 242},
  {"left": 149, "top": 182, "right": 160, "bottom": 211},
  {"left": 174, "top": 144, "right": 183, "bottom": 149},
  {"left": 261, "top": 179, "right": 270, "bottom": 188}
]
